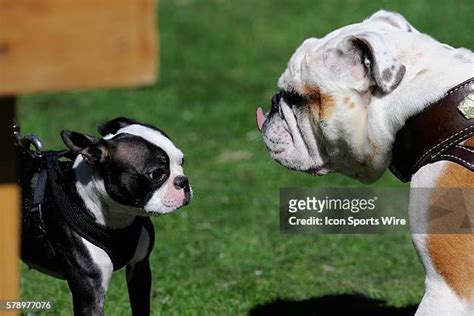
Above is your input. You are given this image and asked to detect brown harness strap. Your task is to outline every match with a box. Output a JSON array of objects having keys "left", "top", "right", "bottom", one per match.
[{"left": 390, "top": 78, "right": 474, "bottom": 182}]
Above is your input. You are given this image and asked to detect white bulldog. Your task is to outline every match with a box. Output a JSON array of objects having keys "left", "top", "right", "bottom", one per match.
[{"left": 257, "top": 10, "right": 473, "bottom": 315}]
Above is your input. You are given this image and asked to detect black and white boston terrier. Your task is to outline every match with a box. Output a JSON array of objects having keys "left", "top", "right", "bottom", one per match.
[{"left": 20, "top": 117, "right": 192, "bottom": 316}]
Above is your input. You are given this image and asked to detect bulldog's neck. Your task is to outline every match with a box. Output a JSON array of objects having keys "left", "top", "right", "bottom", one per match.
[{"left": 73, "top": 157, "right": 136, "bottom": 229}]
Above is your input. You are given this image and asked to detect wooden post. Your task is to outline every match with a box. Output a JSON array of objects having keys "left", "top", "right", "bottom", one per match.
[{"left": 0, "top": 97, "right": 19, "bottom": 311}]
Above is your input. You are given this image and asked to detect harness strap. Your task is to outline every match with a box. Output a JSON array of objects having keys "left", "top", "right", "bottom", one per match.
[
  {"left": 33, "top": 169, "right": 48, "bottom": 205},
  {"left": 27, "top": 162, "right": 57, "bottom": 258},
  {"left": 390, "top": 78, "right": 474, "bottom": 182},
  {"left": 433, "top": 144, "right": 474, "bottom": 171}
]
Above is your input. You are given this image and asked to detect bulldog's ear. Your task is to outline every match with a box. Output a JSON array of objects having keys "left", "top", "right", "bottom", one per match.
[
  {"left": 61, "top": 130, "right": 107, "bottom": 164},
  {"left": 97, "top": 117, "right": 136, "bottom": 136},
  {"left": 365, "top": 10, "right": 418, "bottom": 33},
  {"left": 344, "top": 32, "right": 406, "bottom": 93}
]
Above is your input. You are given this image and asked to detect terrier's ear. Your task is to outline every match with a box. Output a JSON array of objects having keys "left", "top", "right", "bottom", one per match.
[
  {"left": 61, "top": 130, "right": 106, "bottom": 164},
  {"left": 97, "top": 117, "right": 136, "bottom": 136}
]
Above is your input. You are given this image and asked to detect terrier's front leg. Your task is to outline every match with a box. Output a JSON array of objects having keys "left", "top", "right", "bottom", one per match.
[
  {"left": 63, "top": 238, "right": 114, "bottom": 316},
  {"left": 67, "top": 273, "right": 109, "bottom": 316},
  {"left": 126, "top": 256, "right": 152, "bottom": 316}
]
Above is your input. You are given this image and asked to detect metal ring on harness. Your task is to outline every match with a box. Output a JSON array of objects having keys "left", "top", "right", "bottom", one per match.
[{"left": 13, "top": 122, "right": 44, "bottom": 158}]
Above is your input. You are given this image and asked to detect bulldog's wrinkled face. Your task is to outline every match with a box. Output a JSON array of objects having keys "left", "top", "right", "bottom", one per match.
[
  {"left": 62, "top": 117, "right": 192, "bottom": 215},
  {"left": 257, "top": 10, "right": 415, "bottom": 183}
]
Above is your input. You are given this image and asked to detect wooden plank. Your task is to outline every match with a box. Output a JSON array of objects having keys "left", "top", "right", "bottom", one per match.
[
  {"left": 0, "top": 98, "right": 19, "bottom": 312},
  {"left": 0, "top": 0, "right": 158, "bottom": 94},
  {"left": 0, "top": 185, "right": 20, "bottom": 306}
]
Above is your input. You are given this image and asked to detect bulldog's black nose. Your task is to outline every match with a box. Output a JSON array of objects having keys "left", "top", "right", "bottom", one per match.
[
  {"left": 271, "top": 91, "right": 282, "bottom": 112},
  {"left": 174, "top": 175, "right": 189, "bottom": 189}
]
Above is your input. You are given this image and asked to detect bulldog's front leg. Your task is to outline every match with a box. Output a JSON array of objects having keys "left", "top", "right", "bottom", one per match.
[{"left": 126, "top": 257, "right": 152, "bottom": 316}]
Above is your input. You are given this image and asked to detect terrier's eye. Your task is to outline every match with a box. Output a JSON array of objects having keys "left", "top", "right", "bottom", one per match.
[
  {"left": 148, "top": 169, "right": 163, "bottom": 180},
  {"left": 181, "top": 157, "right": 185, "bottom": 166}
]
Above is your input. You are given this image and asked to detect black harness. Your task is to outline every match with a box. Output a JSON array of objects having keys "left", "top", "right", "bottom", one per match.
[{"left": 24, "top": 149, "right": 154, "bottom": 271}]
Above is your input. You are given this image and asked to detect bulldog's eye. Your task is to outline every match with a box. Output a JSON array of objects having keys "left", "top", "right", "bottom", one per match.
[{"left": 283, "top": 90, "right": 305, "bottom": 105}]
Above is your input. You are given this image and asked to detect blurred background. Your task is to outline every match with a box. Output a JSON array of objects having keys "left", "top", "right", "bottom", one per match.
[{"left": 18, "top": 0, "right": 473, "bottom": 314}]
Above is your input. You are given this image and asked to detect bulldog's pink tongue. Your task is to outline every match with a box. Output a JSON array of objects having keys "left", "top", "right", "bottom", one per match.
[{"left": 256, "top": 107, "right": 265, "bottom": 132}]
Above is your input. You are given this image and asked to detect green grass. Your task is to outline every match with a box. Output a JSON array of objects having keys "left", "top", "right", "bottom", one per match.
[{"left": 18, "top": 0, "right": 473, "bottom": 314}]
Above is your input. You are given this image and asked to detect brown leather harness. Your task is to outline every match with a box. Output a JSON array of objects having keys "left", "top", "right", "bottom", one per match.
[{"left": 390, "top": 77, "right": 474, "bottom": 182}]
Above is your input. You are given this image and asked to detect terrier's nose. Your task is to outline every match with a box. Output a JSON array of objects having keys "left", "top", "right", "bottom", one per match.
[{"left": 173, "top": 175, "right": 189, "bottom": 189}]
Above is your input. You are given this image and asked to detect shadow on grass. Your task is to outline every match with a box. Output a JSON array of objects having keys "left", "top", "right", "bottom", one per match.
[{"left": 249, "top": 294, "right": 417, "bottom": 316}]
